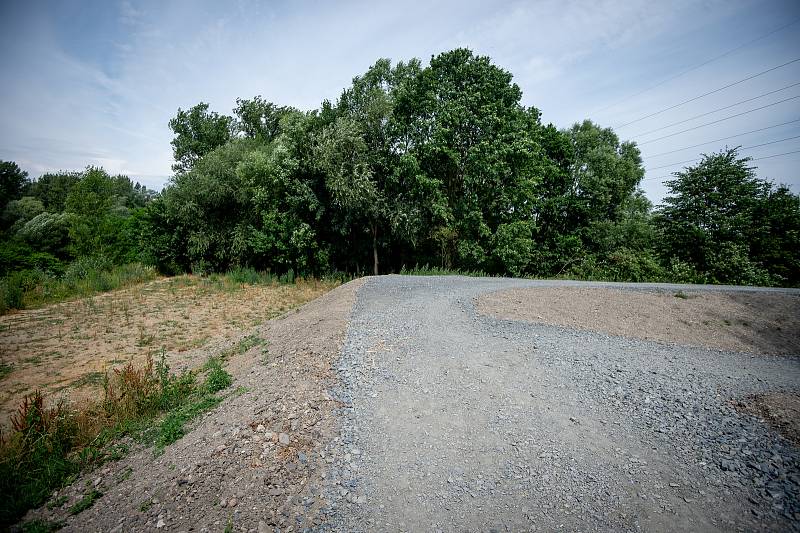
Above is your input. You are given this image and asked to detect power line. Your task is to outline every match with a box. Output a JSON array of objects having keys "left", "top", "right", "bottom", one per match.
[
  {"left": 752, "top": 149, "right": 800, "bottom": 161},
  {"left": 615, "top": 57, "right": 800, "bottom": 129},
  {"left": 633, "top": 82, "right": 800, "bottom": 138},
  {"left": 646, "top": 135, "right": 800, "bottom": 171},
  {"left": 593, "top": 18, "right": 800, "bottom": 115},
  {"left": 646, "top": 119, "right": 800, "bottom": 158},
  {"left": 642, "top": 148, "right": 800, "bottom": 182},
  {"left": 638, "top": 95, "right": 800, "bottom": 145}
]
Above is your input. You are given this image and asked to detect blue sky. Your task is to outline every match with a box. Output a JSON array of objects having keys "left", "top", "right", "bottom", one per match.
[{"left": 0, "top": 0, "right": 798, "bottom": 204}]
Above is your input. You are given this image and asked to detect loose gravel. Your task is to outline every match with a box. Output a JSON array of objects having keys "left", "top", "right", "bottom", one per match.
[{"left": 323, "top": 276, "right": 800, "bottom": 532}]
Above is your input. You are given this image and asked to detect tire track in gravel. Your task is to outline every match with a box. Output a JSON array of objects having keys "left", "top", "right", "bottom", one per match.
[{"left": 324, "top": 276, "right": 800, "bottom": 532}]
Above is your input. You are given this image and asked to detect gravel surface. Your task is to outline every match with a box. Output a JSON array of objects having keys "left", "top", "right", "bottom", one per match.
[{"left": 323, "top": 276, "right": 800, "bottom": 532}]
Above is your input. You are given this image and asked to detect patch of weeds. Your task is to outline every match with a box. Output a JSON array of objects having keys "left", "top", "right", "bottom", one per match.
[
  {"left": 23, "top": 355, "right": 43, "bottom": 365},
  {"left": 224, "top": 515, "right": 234, "bottom": 533},
  {"left": 233, "top": 386, "right": 250, "bottom": 397},
  {"left": 21, "top": 519, "right": 65, "bottom": 533},
  {"left": 139, "top": 499, "right": 153, "bottom": 512},
  {"left": 155, "top": 395, "right": 223, "bottom": 451},
  {"left": 236, "top": 334, "right": 264, "bottom": 355},
  {"left": 117, "top": 467, "right": 133, "bottom": 482},
  {"left": 203, "top": 357, "right": 232, "bottom": 393},
  {"left": 136, "top": 325, "right": 156, "bottom": 347},
  {"left": 674, "top": 290, "right": 689, "bottom": 299},
  {"left": 0, "top": 348, "right": 238, "bottom": 528},
  {"left": 106, "top": 441, "right": 130, "bottom": 461},
  {"left": 70, "top": 371, "right": 105, "bottom": 388},
  {"left": 0, "top": 361, "right": 13, "bottom": 380},
  {"left": 723, "top": 319, "right": 732, "bottom": 326},
  {"left": 46, "top": 495, "right": 68, "bottom": 510},
  {"left": 68, "top": 489, "right": 102, "bottom": 515}
]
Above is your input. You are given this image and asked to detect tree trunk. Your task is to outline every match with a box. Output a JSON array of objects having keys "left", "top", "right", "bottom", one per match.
[{"left": 372, "top": 224, "right": 379, "bottom": 276}]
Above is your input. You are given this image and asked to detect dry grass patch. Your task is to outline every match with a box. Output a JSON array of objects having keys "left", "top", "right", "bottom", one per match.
[
  {"left": 476, "top": 287, "right": 800, "bottom": 355},
  {"left": 0, "top": 275, "right": 339, "bottom": 427}
]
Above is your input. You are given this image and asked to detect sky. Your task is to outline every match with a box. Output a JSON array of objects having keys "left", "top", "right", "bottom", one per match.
[{"left": 0, "top": 0, "right": 798, "bottom": 204}]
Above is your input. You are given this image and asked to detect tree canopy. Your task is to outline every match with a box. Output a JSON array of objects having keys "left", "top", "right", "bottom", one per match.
[{"left": 2, "top": 48, "right": 798, "bottom": 289}]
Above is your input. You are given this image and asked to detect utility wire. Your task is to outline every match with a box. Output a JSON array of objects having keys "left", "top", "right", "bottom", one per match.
[
  {"left": 646, "top": 135, "right": 800, "bottom": 171},
  {"left": 637, "top": 95, "right": 800, "bottom": 145},
  {"left": 643, "top": 148, "right": 800, "bottom": 182},
  {"left": 646, "top": 119, "right": 800, "bottom": 157},
  {"left": 593, "top": 18, "right": 800, "bottom": 115},
  {"left": 633, "top": 82, "right": 800, "bottom": 137},
  {"left": 752, "top": 148, "right": 800, "bottom": 161},
  {"left": 615, "top": 57, "right": 800, "bottom": 129}
]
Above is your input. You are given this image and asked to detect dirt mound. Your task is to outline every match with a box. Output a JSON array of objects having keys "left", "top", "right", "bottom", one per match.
[{"left": 476, "top": 286, "right": 800, "bottom": 355}]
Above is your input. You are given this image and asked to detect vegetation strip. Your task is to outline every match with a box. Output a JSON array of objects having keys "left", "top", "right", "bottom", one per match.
[{"left": 0, "top": 353, "right": 234, "bottom": 528}]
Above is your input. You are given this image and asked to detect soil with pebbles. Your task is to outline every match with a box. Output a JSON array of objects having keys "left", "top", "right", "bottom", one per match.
[
  {"left": 476, "top": 285, "right": 800, "bottom": 356},
  {"left": 21, "top": 279, "right": 364, "bottom": 533},
  {"left": 323, "top": 276, "right": 800, "bottom": 532}
]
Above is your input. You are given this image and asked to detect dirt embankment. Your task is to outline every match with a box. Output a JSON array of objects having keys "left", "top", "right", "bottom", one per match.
[
  {"left": 24, "top": 278, "right": 364, "bottom": 532},
  {"left": 476, "top": 286, "right": 800, "bottom": 356},
  {"left": 0, "top": 276, "right": 336, "bottom": 427}
]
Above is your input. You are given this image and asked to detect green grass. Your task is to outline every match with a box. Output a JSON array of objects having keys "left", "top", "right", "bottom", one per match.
[
  {"left": 68, "top": 489, "right": 101, "bottom": 515},
  {"left": 236, "top": 334, "right": 265, "bottom": 355},
  {"left": 203, "top": 358, "right": 233, "bottom": 393},
  {"left": 0, "top": 262, "right": 157, "bottom": 315},
  {"left": 0, "top": 353, "right": 233, "bottom": 529},
  {"left": 69, "top": 372, "right": 105, "bottom": 388},
  {"left": 0, "top": 362, "right": 13, "bottom": 380},
  {"left": 399, "top": 264, "right": 491, "bottom": 277},
  {"left": 20, "top": 519, "right": 65, "bottom": 533}
]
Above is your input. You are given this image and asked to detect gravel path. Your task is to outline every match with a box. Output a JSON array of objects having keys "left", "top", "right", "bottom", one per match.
[{"left": 323, "top": 276, "right": 800, "bottom": 532}]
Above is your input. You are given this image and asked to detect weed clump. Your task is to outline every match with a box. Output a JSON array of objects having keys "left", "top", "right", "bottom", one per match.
[{"left": 0, "top": 352, "right": 233, "bottom": 529}]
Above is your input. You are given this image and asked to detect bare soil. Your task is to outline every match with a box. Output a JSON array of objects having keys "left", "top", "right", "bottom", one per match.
[
  {"left": 0, "top": 276, "right": 338, "bottom": 428},
  {"left": 735, "top": 392, "right": 800, "bottom": 447},
  {"left": 476, "top": 286, "right": 800, "bottom": 355},
  {"left": 24, "top": 278, "right": 364, "bottom": 531}
]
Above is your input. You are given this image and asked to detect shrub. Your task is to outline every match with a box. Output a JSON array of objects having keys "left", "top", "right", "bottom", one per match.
[{"left": 203, "top": 357, "right": 232, "bottom": 393}]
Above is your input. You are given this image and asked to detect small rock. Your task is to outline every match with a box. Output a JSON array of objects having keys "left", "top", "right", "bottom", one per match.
[
  {"left": 228, "top": 497, "right": 238, "bottom": 507},
  {"left": 156, "top": 518, "right": 166, "bottom": 529},
  {"left": 278, "top": 433, "right": 291, "bottom": 445},
  {"left": 256, "top": 424, "right": 266, "bottom": 432}
]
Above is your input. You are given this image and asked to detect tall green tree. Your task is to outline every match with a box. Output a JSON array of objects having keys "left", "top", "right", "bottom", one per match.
[
  {"left": 0, "top": 161, "right": 28, "bottom": 211},
  {"left": 28, "top": 171, "right": 81, "bottom": 212},
  {"left": 394, "top": 49, "right": 545, "bottom": 272},
  {"left": 656, "top": 148, "right": 779, "bottom": 285},
  {"left": 233, "top": 96, "right": 293, "bottom": 142},
  {"left": 168, "top": 103, "right": 234, "bottom": 173},
  {"left": 317, "top": 58, "right": 424, "bottom": 275}
]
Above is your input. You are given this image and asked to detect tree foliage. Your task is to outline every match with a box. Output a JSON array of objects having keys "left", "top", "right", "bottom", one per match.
[
  {"left": 3, "top": 49, "right": 798, "bottom": 289},
  {"left": 657, "top": 148, "right": 799, "bottom": 285},
  {"left": 168, "top": 103, "right": 234, "bottom": 173}
]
